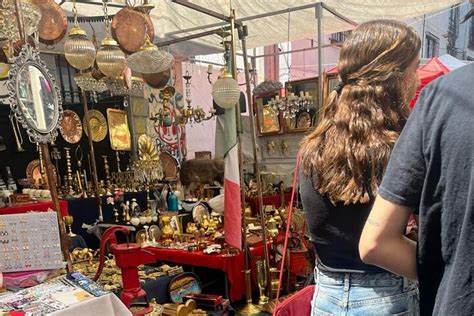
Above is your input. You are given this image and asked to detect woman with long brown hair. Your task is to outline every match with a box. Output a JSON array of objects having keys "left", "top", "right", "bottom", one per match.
[{"left": 299, "top": 20, "right": 421, "bottom": 315}]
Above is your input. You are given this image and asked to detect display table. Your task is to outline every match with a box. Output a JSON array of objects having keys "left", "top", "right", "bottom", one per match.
[
  {"left": 0, "top": 200, "right": 69, "bottom": 217},
  {"left": 246, "top": 192, "right": 291, "bottom": 214},
  {"left": 146, "top": 247, "right": 245, "bottom": 302}
]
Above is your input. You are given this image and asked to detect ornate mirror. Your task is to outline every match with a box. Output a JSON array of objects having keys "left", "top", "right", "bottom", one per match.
[{"left": 7, "top": 44, "right": 62, "bottom": 143}]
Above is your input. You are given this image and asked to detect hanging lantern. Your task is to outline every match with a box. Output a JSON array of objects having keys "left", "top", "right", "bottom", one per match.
[
  {"left": 212, "top": 71, "right": 240, "bottom": 109},
  {"left": 96, "top": 36, "right": 126, "bottom": 78},
  {"left": 64, "top": 25, "right": 96, "bottom": 70},
  {"left": 126, "top": 36, "right": 174, "bottom": 74}
]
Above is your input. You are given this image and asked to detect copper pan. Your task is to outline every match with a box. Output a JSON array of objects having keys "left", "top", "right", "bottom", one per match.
[
  {"left": 111, "top": 6, "right": 154, "bottom": 54},
  {"left": 31, "top": 0, "right": 68, "bottom": 45}
]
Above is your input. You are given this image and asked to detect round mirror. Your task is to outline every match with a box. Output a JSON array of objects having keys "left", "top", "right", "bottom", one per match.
[
  {"left": 16, "top": 63, "right": 58, "bottom": 133},
  {"left": 8, "top": 44, "right": 62, "bottom": 144}
]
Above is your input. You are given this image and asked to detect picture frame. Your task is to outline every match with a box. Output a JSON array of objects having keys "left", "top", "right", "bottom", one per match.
[
  {"left": 254, "top": 89, "right": 282, "bottom": 136},
  {"left": 106, "top": 108, "right": 131, "bottom": 151},
  {"left": 325, "top": 72, "right": 340, "bottom": 98},
  {"left": 283, "top": 77, "right": 319, "bottom": 133}
]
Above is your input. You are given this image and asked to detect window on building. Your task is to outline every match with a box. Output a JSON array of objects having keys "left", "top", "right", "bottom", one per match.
[
  {"left": 425, "top": 34, "right": 439, "bottom": 58},
  {"left": 329, "top": 31, "right": 351, "bottom": 45}
]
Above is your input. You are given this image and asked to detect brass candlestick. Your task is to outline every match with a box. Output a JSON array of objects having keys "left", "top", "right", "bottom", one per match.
[
  {"left": 51, "top": 147, "right": 62, "bottom": 187},
  {"left": 115, "top": 150, "right": 121, "bottom": 173},
  {"left": 257, "top": 260, "right": 269, "bottom": 305},
  {"left": 64, "top": 148, "right": 75, "bottom": 196},
  {"left": 102, "top": 156, "right": 111, "bottom": 189}
]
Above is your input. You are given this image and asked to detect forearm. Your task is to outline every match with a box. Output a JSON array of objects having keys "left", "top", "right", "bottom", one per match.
[{"left": 361, "top": 234, "right": 417, "bottom": 280}]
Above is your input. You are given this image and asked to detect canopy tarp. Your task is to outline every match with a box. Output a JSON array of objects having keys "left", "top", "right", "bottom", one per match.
[
  {"left": 51, "top": 0, "right": 462, "bottom": 57},
  {"left": 411, "top": 54, "right": 466, "bottom": 107}
]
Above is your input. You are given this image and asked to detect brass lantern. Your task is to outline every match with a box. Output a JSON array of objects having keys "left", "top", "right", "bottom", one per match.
[
  {"left": 64, "top": 25, "right": 96, "bottom": 70},
  {"left": 96, "top": 36, "right": 126, "bottom": 78}
]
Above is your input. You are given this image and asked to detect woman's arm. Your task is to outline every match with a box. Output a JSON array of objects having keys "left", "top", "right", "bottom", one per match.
[{"left": 359, "top": 196, "right": 417, "bottom": 280}]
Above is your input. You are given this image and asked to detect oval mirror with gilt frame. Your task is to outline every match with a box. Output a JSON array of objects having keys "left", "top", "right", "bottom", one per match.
[{"left": 7, "top": 44, "right": 63, "bottom": 144}]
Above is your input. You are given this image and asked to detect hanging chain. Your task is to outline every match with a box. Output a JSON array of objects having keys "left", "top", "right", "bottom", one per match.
[
  {"left": 72, "top": 0, "right": 78, "bottom": 26},
  {"left": 102, "top": 0, "right": 110, "bottom": 36}
]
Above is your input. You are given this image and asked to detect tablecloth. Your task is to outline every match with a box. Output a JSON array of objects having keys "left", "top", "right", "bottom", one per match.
[
  {"left": 50, "top": 293, "right": 131, "bottom": 316},
  {"left": 0, "top": 200, "right": 69, "bottom": 217},
  {"left": 146, "top": 247, "right": 245, "bottom": 302}
]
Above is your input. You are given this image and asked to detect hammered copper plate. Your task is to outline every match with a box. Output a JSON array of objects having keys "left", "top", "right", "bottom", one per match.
[
  {"left": 59, "top": 110, "right": 82, "bottom": 144},
  {"left": 32, "top": 0, "right": 68, "bottom": 45},
  {"left": 83, "top": 109, "right": 108, "bottom": 142},
  {"left": 111, "top": 7, "right": 151, "bottom": 54},
  {"left": 159, "top": 152, "right": 178, "bottom": 180},
  {"left": 26, "top": 159, "right": 57, "bottom": 187}
]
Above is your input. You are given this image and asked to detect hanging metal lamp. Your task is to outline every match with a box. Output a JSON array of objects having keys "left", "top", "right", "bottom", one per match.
[
  {"left": 126, "top": 35, "right": 174, "bottom": 74},
  {"left": 212, "top": 70, "right": 240, "bottom": 109}
]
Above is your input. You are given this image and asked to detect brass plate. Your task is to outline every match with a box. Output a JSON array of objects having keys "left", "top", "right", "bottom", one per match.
[
  {"left": 59, "top": 110, "right": 82, "bottom": 144},
  {"left": 159, "top": 152, "right": 178, "bottom": 180},
  {"left": 106, "top": 108, "right": 131, "bottom": 151},
  {"left": 26, "top": 159, "right": 57, "bottom": 187},
  {"left": 83, "top": 109, "right": 108, "bottom": 142}
]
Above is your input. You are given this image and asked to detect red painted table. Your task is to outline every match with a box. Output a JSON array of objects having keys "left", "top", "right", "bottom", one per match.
[
  {"left": 0, "top": 200, "right": 69, "bottom": 216},
  {"left": 146, "top": 247, "right": 245, "bottom": 302}
]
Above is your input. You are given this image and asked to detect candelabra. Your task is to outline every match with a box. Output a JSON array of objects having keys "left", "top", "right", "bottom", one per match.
[
  {"left": 268, "top": 85, "right": 314, "bottom": 119},
  {"left": 181, "top": 71, "right": 215, "bottom": 124}
]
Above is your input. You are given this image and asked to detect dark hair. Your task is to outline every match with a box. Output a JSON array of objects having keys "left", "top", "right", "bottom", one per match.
[{"left": 300, "top": 20, "right": 421, "bottom": 205}]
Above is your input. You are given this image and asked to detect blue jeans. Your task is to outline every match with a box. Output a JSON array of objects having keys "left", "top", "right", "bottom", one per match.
[{"left": 311, "top": 268, "right": 419, "bottom": 316}]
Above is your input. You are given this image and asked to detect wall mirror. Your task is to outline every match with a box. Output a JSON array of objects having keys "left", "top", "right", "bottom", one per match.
[{"left": 7, "top": 44, "right": 62, "bottom": 143}]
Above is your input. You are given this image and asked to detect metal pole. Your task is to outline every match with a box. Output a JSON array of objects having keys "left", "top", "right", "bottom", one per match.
[
  {"left": 81, "top": 91, "right": 103, "bottom": 220},
  {"left": 14, "top": 0, "right": 72, "bottom": 272},
  {"left": 241, "top": 24, "right": 274, "bottom": 304},
  {"left": 316, "top": 3, "right": 324, "bottom": 114}
]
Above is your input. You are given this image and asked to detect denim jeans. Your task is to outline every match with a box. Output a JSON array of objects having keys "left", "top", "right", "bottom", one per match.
[{"left": 311, "top": 268, "right": 419, "bottom": 316}]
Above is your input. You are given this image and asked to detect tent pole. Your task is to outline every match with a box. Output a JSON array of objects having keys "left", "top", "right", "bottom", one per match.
[{"left": 316, "top": 2, "right": 324, "bottom": 115}]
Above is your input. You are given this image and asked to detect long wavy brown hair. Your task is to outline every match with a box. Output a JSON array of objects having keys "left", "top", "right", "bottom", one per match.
[{"left": 300, "top": 20, "right": 420, "bottom": 205}]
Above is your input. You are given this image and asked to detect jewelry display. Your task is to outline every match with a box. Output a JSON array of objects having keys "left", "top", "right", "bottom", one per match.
[{"left": 0, "top": 212, "right": 62, "bottom": 272}]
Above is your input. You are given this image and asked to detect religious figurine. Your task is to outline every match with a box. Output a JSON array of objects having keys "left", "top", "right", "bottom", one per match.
[{"left": 201, "top": 215, "right": 210, "bottom": 230}]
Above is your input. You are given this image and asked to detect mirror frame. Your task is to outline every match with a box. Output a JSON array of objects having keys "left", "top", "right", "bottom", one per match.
[{"left": 7, "top": 44, "right": 63, "bottom": 144}]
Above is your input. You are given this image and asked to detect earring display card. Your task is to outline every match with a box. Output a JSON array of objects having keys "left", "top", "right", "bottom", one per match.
[{"left": 0, "top": 211, "right": 63, "bottom": 273}]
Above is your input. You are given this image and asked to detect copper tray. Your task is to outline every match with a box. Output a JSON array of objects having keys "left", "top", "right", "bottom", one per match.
[
  {"left": 31, "top": 0, "right": 68, "bottom": 45},
  {"left": 59, "top": 110, "right": 83, "bottom": 144},
  {"left": 159, "top": 152, "right": 178, "bottom": 180},
  {"left": 83, "top": 109, "right": 108, "bottom": 142}
]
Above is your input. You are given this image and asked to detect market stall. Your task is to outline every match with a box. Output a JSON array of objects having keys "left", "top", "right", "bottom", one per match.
[{"left": 0, "top": 0, "right": 465, "bottom": 315}]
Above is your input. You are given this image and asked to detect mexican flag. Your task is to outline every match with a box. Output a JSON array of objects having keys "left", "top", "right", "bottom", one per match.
[{"left": 224, "top": 106, "right": 241, "bottom": 250}]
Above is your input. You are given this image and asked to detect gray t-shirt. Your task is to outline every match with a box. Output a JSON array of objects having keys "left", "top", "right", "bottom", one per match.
[{"left": 379, "top": 63, "right": 474, "bottom": 316}]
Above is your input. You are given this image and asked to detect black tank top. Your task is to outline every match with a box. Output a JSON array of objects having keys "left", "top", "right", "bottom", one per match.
[{"left": 299, "top": 170, "right": 385, "bottom": 273}]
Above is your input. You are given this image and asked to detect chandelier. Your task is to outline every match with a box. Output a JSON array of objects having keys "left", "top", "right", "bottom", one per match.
[
  {"left": 268, "top": 85, "right": 314, "bottom": 119},
  {"left": 181, "top": 71, "right": 215, "bottom": 124},
  {"left": 150, "top": 86, "right": 175, "bottom": 127},
  {"left": 105, "top": 76, "right": 144, "bottom": 97},
  {"left": 0, "top": 1, "right": 40, "bottom": 42},
  {"left": 74, "top": 72, "right": 108, "bottom": 93}
]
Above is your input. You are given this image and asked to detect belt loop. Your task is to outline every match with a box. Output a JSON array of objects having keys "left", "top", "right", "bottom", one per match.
[
  {"left": 343, "top": 273, "right": 350, "bottom": 291},
  {"left": 402, "top": 277, "right": 409, "bottom": 291}
]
